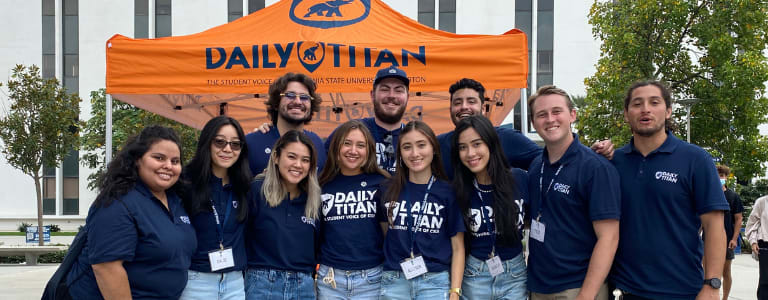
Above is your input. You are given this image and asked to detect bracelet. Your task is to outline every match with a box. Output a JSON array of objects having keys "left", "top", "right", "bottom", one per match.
[{"left": 449, "top": 287, "right": 462, "bottom": 296}]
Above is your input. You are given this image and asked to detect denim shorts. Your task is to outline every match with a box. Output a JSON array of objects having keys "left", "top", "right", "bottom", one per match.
[
  {"left": 461, "top": 253, "right": 527, "bottom": 300},
  {"left": 316, "top": 264, "right": 381, "bottom": 300},
  {"left": 179, "top": 269, "right": 245, "bottom": 300},
  {"left": 380, "top": 270, "right": 450, "bottom": 300},
  {"left": 244, "top": 268, "right": 315, "bottom": 300}
]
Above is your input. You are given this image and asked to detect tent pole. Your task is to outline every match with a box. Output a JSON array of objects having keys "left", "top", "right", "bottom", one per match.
[
  {"left": 106, "top": 94, "right": 113, "bottom": 165},
  {"left": 520, "top": 88, "right": 528, "bottom": 133}
]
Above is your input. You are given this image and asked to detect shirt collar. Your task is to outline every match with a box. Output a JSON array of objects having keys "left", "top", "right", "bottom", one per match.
[
  {"left": 627, "top": 131, "right": 679, "bottom": 155},
  {"left": 542, "top": 133, "right": 582, "bottom": 166}
]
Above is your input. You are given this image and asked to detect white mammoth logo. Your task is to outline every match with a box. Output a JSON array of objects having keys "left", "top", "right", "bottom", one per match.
[{"left": 321, "top": 193, "right": 334, "bottom": 216}]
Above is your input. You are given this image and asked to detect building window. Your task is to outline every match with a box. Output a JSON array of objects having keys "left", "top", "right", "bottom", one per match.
[
  {"left": 537, "top": 0, "right": 553, "bottom": 88},
  {"left": 228, "top": 0, "right": 242, "bottom": 22},
  {"left": 418, "top": 0, "right": 435, "bottom": 28},
  {"left": 248, "top": 0, "right": 265, "bottom": 14},
  {"left": 514, "top": 0, "right": 532, "bottom": 131},
  {"left": 156, "top": 0, "right": 172, "bottom": 37},
  {"left": 42, "top": 164, "right": 56, "bottom": 215},
  {"left": 438, "top": 0, "right": 455, "bottom": 33},
  {"left": 42, "top": 0, "right": 55, "bottom": 79},
  {"left": 63, "top": 0, "right": 78, "bottom": 94},
  {"left": 62, "top": 150, "right": 79, "bottom": 215},
  {"left": 135, "top": 0, "right": 149, "bottom": 38}
]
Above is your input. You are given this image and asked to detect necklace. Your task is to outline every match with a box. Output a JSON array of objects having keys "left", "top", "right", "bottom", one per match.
[{"left": 473, "top": 179, "right": 493, "bottom": 193}]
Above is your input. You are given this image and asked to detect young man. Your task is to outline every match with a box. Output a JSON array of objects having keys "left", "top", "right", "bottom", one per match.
[
  {"left": 325, "top": 66, "right": 410, "bottom": 173},
  {"left": 610, "top": 80, "right": 728, "bottom": 300},
  {"left": 245, "top": 72, "right": 326, "bottom": 175},
  {"left": 526, "top": 85, "right": 620, "bottom": 300},
  {"left": 716, "top": 165, "right": 744, "bottom": 300}
]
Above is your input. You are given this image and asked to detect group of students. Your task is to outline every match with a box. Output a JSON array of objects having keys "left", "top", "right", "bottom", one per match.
[{"left": 63, "top": 65, "right": 732, "bottom": 300}]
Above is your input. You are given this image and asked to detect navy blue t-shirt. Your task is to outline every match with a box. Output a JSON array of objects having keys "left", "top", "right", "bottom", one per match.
[
  {"left": 610, "top": 133, "right": 729, "bottom": 299},
  {"left": 188, "top": 176, "right": 247, "bottom": 272},
  {"left": 467, "top": 168, "right": 528, "bottom": 261},
  {"left": 67, "top": 181, "right": 197, "bottom": 300},
  {"left": 376, "top": 179, "right": 465, "bottom": 272},
  {"left": 527, "top": 134, "right": 621, "bottom": 294},
  {"left": 246, "top": 179, "right": 319, "bottom": 273},
  {"left": 245, "top": 127, "right": 326, "bottom": 176},
  {"left": 438, "top": 126, "right": 542, "bottom": 179},
  {"left": 319, "top": 173, "right": 387, "bottom": 270},
  {"left": 325, "top": 117, "right": 401, "bottom": 173}
]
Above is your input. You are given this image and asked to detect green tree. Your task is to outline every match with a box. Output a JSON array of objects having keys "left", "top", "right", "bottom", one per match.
[
  {"left": 580, "top": 0, "right": 768, "bottom": 181},
  {"left": 0, "top": 65, "right": 81, "bottom": 245},
  {"left": 81, "top": 89, "right": 199, "bottom": 190}
]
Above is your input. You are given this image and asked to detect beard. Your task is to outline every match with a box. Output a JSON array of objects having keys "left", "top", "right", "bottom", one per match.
[
  {"left": 631, "top": 120, "right": 666, "bottom": 137},
  {"left": 279, "top": 106, "right": 310, "bottom": 125},
  {"left": 373, "top": 101, "right": 406, "bottom": 125}
]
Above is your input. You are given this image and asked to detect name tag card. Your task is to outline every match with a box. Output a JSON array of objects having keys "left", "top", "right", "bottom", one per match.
[
  {"left": 208, "top": 248, "right": 235, "bottom": 271},
  {"left": 486, "top": 255, "right": 504, "bottom": 277},
  {"left": 531, "top": 220, "right": 546, "bottom": 243},
  {"left": 400, "top": 255, "right": 428, "bottom": 279}
]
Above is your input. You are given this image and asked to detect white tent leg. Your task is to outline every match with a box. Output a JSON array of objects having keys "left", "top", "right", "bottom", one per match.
[{"left": 106, "top": 94, "right": 113, "bottom": 165}]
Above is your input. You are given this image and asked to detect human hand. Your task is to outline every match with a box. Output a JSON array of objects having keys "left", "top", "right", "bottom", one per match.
[
  {"left": 591, "top": 139, "right": 614, "bottom": 160},
  {"left": 695, "top": 285, "right": 718, "bottom": 300},
  {"left": 754, "top": 243, "right": 760, "bottom": 254},
  {"left": 728, "top": 239, "right": 737, "bottom": 249},
  {"left": 253, "top": 122, "right": 272, "bottom": 133}
]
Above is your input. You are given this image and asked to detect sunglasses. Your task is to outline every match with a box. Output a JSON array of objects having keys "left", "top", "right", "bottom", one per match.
[
  {"left": 212, "top": 138, "right": 243, "bottom": 151},
  {"left": 280, "top": 92, "right": 313, "bottom": 102}
]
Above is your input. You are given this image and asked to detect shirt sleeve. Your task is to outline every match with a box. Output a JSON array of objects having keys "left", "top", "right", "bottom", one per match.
[
  {"left": 87, "top": 200, "right": 137, "bottom": 264},
  {"left": 446, "top": 191, "right": 466, "bottom": 236},
  {"left": 692, "top": 151, "right": 729, "bottom": 214},
  {"left": 587, "top": 160, "right": 622, "bottom": 221},
  {"left": 747, "top": 196, "right": 766, "bottom": 244},
  {"left": 733, "top": 193, "right": 745, "bottom": 214},
  {"left": 375, "top": 185, "right": 388, "bottom": 223},
  {"left": 497, "top": 127, "right": 543, "bottom": 170}
]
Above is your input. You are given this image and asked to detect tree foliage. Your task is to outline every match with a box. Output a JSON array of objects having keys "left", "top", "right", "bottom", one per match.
[
  {"left": 580, "top": 0, "right": 768, "bottom": 181},
  {"left": 0, "top": 64, "right": 81, "bottom": 245},
  {"left": 80, "top": 89, "right": 199, "bottom": 190}
]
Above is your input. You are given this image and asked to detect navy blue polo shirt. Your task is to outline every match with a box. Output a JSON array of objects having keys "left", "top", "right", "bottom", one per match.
[
  {"left": 188, "top": 176, "right": 247, "bottom": 272},
  {"left": 527, "top": 134, "right": 621, "bottom": 294},
  {"left": 246, "top": 179, "right": 319, "bottom": 273},
  {"left": 319, "top": 173, "right": 386, "bottom": 270},
  {"left": 245, "top": 127, "right": 326, "bottom": 176},
  {"left": 610, "top": 133, "right": 729, "bottom": 299},
  {"left": 467, "top": 168, "right": 528, "bottom": 261},
  {"left": 438, "top": 126, "right": 542, "bottom": 179},
  {"left": 325, "top": 117, "right": 401, "bottom": 173},
  {"left": 66, "top": 181, "right": 197, "bottom": 300},
  {"left": 375, "top": 179, "right": 465, "bottom": 272}
]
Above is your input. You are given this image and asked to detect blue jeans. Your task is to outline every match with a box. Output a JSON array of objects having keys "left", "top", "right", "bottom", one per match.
[
  {"left": 316, "top": 264, "right": 381, "bottom": 300},
  {"left": 380, "top": 270, "right": 450, "bottom": 300},
  {"left": 179, "top": 269, "right": 246, "bottom": 300},
  {"left": 461, "top": 253, "right": 527, "bottom": 300},
  {"left": 244, "top": 268, "right": 315, "bottom": 300}
]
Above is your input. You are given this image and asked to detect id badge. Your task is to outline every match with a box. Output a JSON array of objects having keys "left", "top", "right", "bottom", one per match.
[
  {"left": 400, "top": 255, "right": 428, "bottom": 279},
  {"left": 486, "top": 255, "right": 504, "bottom": 277},
  {"left": 531, "top": 219, "right": 545, "bottom": 242},
  {"left": 208, "top": 247, "right": 235, "bottom": 271}
]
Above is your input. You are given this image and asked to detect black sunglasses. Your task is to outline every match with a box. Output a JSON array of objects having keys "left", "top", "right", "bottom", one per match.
[
  {"left": 212, "top": 138, "right": 243, "bottom": 151},
  {"left": 280, "top": 92, "right": 313, "bottom": 102}
]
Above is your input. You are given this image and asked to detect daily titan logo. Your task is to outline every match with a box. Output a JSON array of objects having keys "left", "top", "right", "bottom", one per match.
[{"left": 290, "top": 0, "right": 371, "bottom": 29}]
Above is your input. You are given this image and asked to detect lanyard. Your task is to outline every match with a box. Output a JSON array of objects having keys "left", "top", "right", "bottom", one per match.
[
  {"left": 473, "top": 179, "right": 496, "bottom": 257},
  {"left": 211, "top": 192, "right": 233, "bottom": 250},
  {"left": 406, "top": 175, "right": 435, "bottom": 258},
  {"left": 537, "top": 162, "right": 563, "bottom": 220}
]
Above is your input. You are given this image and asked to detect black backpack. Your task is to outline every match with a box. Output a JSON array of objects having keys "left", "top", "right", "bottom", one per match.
[{"left": 40, "top": 225, "right": 86, "bottom": 300}]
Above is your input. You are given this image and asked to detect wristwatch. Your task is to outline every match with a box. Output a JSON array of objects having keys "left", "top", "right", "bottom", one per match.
[
  {"left": 449, "top": 287, "right": 462, "bottom": 296},
  {"left": 703, "top": 278, "right": 721, "bottom": 289}
]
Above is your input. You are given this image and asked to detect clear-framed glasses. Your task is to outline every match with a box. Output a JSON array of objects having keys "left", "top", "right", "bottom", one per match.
[{"left": 280, "top": 92, "right": 313, "bottom": 102}]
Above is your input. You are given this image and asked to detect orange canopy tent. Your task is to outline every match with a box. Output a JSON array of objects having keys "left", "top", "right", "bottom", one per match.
[{"left": 105, "top": 0, "right": 528, "bottom": 137}]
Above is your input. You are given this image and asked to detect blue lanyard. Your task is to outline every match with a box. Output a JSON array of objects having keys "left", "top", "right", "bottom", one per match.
[
  {"left": 211, "top": 192, "right": 233, "bottom": 250},
  {"left": 473, "top": 179, "right": 496, "bottom": 257},
  {"left": 405, "top": 176, "right": 434, "bottom": 258},
  {"left": 537, "top": 162, "right": 563, "bottom": 221}
]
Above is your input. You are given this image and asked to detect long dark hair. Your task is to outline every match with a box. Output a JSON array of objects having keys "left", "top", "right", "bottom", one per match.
[
  {"left": 383, "top": 121, "right": 447, "bottom": 224},
  {"left": 318, "top": 120, "right": 389, "bottom": 185},
  {"left": 94, "top": 126, "right": 183, "bottom": 207},
  {"left": 452, "top": 116, "right": 520, "bottom": 246},
  {"left": 181, "top": 116, "right": 251, "bottom": 222}
]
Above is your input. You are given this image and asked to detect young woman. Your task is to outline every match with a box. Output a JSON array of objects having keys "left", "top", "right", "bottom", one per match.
[
  {"left": 452, "top": 116, "right": 528, "bottom": 299},
  {"left": 245, "top": 130, "right": 322, "bottom": 300},
  {"left": 377, "top": 120, "right": 465, "bottom": 300},
  {"left": 179, "top": 116, "right": 252, "bottom": 299},
  {"left": 316, "top": 120, "right": 390, "bottom": 299},
  {"left": 66, "top": 126, "right": 197, "bottom": 299}
]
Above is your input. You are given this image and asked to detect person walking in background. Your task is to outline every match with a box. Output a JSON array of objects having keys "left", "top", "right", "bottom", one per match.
[
  {"left": 179, "top": 116, "right": 252, "bottom": 300},
  {"left": 716, "top": 165, "right": 744, "bottom": 300},
  {"left": 747, "top": 194, "right": 768, "bottom": 300}
]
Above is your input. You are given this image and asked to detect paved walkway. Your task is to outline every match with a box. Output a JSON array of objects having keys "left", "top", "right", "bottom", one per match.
[{"left": 0, "top": 254, "right": 761, "bottom": 299}]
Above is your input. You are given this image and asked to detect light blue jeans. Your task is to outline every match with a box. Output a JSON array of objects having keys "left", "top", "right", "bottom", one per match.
[
  {"left": 244, "top": 268, "right": 315, "bottom": 300},
  {"left": 461, "top": 253, "right": 527, "bottom": 300},
  {"left": 316, "top": 264, "right": 381, "bottom": 300},
  {"left": 380, "top": 270, "right": 450, "bottom": 300},
  {"left": 179, "top": 269, "right": 246, "bottom": 300}
]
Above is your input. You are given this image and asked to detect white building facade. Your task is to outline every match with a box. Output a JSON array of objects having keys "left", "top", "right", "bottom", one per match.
[{"left": 0, "top": 0, "right": 600, "bottom": 230}]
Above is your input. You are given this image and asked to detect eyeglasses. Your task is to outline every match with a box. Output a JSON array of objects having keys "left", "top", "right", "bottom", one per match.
[
  {"left": 212, "top": 138, "right": 243, "bottom": 151},
  {"left": 280, "top": 92, "right": 313, "bottom": 102}
]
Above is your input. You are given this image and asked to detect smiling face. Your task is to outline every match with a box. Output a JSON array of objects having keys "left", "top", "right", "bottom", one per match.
[
  {"left": 210, "top": 124, "right": 241, "bottom": 175},
  {"left": 372, "top": 78, "right": 409, "bottom": 125},
  {"left": 278, "top": 81, "right": 312, "bottom": 125},
  {"left": 399, "top": 130, "right": 434, "bottom": 176},
  {"left": 457, "top": 127, "right": 490, "bottom": 180},
  {"left": 277, "top": 141, "right": 311, "bottom": 188},
  {"left": 450, "top": 88, "right": 483, "bottom": 126},
  {"left": 338, "top": 128, "right": 367, "bottom": 176},
  {"left": 137, "top": 139, "right": 182, "bottom": 198},
  {"left": 624, "top": 84, "right": 672, "bottom": 138},
  {"left": 531, "top": 94, "right": 577, "bottom": 146}
]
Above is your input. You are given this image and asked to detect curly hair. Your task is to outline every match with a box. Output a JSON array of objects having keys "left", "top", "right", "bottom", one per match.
[{"left": 265, "top": 72, "right": 322, "bottom": 125}]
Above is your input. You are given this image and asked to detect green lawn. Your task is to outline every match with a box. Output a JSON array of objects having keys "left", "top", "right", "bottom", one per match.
[{"left": 0, "top": 232, "right": 77, "bottom": 236}]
